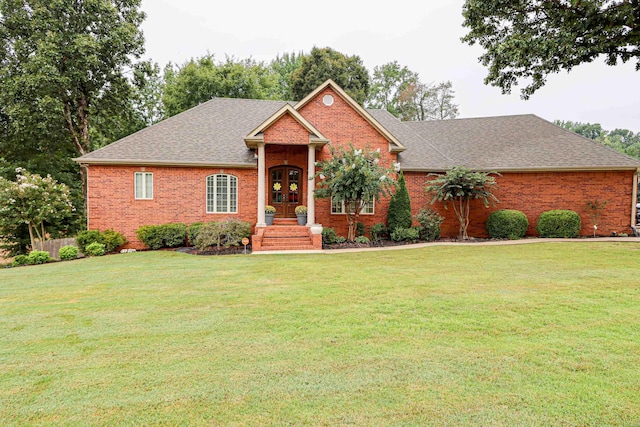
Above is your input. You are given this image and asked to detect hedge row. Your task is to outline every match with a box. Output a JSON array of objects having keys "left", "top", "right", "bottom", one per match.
[{"left": 486, "top": 209, "right": 581, "bottom": 239}]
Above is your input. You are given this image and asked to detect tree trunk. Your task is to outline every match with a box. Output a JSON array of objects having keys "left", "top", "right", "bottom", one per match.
[{"left": 62, "top": 94, "right": 91, "bottom": 212}]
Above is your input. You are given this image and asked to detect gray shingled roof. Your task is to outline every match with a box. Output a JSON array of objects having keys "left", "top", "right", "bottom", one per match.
[
  {"left": 76, "top": 98, "right": 640, "bottom": 171},
  {"left": 77, "top": 98, "right": 290, "bottom": 166}
]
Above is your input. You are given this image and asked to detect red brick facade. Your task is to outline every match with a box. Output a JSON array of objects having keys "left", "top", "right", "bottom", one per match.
[{"left": 85, "top": 85, "right": 638, "bottom": 248}]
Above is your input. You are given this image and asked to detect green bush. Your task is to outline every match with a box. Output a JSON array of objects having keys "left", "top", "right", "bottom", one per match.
[
  {"left": 85, "top": 242, "right": 106, "bottom": 256},
  {"left": 486, "top": 209, "right": 529, "bottom": 239},
  {"left": 321, "top": 227, "right": 339, "bottom": 245},
  {"left": 335, "top": 236, "right": 347, "bottom": 244},
  {"left": 536, "top": 210, "right": 581, "bottom": 238},
  {"left": 356, "top": 221, "right": 365, "bottom": 237},
  {"left": 187, "top": 222, "right": 203, "bottom": 245},
  {"left": 387, "top": 172, "right": 412, "bottom": 232},
  {"left": 390, "top": 227, "right": 420, "bottom": 242},
  {"left": 193, "top": 219, "right": 251, "bottom": 250},
  {"left": 136, "top": 223, "right": 186, "bottom": 249},
  {"left": 416, "top": 208, "right": 444, "bottom": 241},
  {"left": 59, "top": 245, "right": 79, "bottom": 261},
  {"left": 28, "top": 250, "right": 50, "bottom": 264},
  {"left": 11, "top": 254, "right": 30, "bottom": 267},
  {"left": 369, "top": 223, "right": 388, "bottom": 242},
  {"left": 76, "top": 229, "right": 126, "bottom": 253},
  {"left": 354, "top": 235, "right": 370, "bottom": 244}
]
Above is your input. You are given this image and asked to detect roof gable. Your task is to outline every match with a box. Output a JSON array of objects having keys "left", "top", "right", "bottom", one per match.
[
  {"left": 244, "top": 104, "right": 329, "bottom": 148},
  {"left": 294, "top": 79, "right": 405, "bottom": 153}
]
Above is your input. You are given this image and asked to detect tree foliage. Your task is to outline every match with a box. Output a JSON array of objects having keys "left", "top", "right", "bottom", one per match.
[
  {"left": 555, "top": 120, "right": 640, "bottom": 159},
  {"left": 462, "top": 0, "right": 640, "bottom": 98},
  {"left": 314, "top": 144, "right": 397, "bottom": 241},
  {"left": 291, "top": 47, "right": 370, "bottom": 104},
  {"left": 269, "top": 51, "right": 304, "bottom": 101},
  {"left": 0, "top": 168, "right": 75, "bottom": 253},
  {"left": 0, "top": 0, "right": 147, "bottom": 201},
  {"left": 366, "top": 61, "right": 459, "bottom": 121},
  {"left": 387, "top": 172, "right": 412, "bottom": 232},
  {"left": 162, "top": 55, "right": 279, "bottom": 117},
  {"left": 426, "top": 166, "right": 499, "bottom": 240}
]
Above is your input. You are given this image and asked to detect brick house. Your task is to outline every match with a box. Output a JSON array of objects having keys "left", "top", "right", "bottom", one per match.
[{"left": 75, "top": 80, "right": 640, "bottom": 250}]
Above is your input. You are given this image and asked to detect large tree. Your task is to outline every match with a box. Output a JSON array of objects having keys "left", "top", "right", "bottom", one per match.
[
  {"left": 269, "top": 51, "right": 304, "bottom": 101},
  {"left": 462, "top": 0, "right": 640, "bottom": 98},
  {"left": 556, "top": 120, "right": 640, "bottom": 159},
  {"left": 290, "top": 47, "right": 370, "bottom": 104},
  {"left": 162, "top": 55, "right": 278, "bottom": 117},
  {"left": 0, "top": 0, "right": 146, "bottom": 201}
]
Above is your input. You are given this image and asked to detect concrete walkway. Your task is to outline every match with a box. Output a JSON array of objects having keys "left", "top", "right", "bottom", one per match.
[{"left": 251, "top": 236, "right": 640, "bottom": 255}]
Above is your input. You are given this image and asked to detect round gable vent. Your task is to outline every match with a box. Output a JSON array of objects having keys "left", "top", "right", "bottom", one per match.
[{"left": 322, "top": 94, "right": 334, "bottom": 106}]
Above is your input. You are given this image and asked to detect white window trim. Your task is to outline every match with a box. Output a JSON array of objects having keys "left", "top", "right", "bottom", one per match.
[
  {"left": 134, "top": 172, "right": 153, "bottom": 200},
  {"left": 206, "top": 174, "right": 238, "bottom": 214},
  {"left": 331, "top": 197, "right": 375, "bottom": 215}
]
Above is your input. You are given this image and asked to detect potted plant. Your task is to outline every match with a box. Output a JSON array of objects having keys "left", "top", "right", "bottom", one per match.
[
  {"left": 295, "top": 205, "right": 308, "bottom": 226},
  {"left": 265, "top": 205, "right": 276, "bottom": 225}
]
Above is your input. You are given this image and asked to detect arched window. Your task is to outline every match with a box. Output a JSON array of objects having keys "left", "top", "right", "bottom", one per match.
[{"left": 206, "top": 174, "right": 238, "bottom": 213}]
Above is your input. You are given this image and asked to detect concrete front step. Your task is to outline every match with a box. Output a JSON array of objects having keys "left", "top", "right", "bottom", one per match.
[{"left": 251, "top": 224, "right": 323, "bottom": 251}]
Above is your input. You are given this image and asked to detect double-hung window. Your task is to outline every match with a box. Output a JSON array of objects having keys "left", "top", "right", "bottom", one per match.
[
  {"left": 207, "top": 174, "right": 238, "bottom": 213},
  {"left": 134, "top": 172, "right": 153, "bottom": 199},
  {"left": 331, "top": 196, "right": 375, "bottom": 215}
]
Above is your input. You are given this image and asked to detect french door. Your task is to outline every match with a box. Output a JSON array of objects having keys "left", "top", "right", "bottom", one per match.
[{"left": 269, "top": 166, "right": 302, "bottom": 218}]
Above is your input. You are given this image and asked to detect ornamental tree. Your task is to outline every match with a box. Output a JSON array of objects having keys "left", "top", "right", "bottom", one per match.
[
  {"left": 426, "top": 166, "right": 499, "bottom": 240},
  {"left": 0, "top": 168, "right": 75, "bottom": 252},
  {"left": 314, "top": 144, "right": 397, "bottom": 241},
  {"left": 387, "top": 172, "right": 412, "bottom": 233}
]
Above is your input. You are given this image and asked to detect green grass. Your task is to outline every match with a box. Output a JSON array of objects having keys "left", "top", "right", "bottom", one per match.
[{"left": 1, "top": 242, "right": 639, "bottom": 426}]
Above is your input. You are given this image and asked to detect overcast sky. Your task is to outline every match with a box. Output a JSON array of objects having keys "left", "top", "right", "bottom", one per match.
[{"left": 139, "top": 0, "right": 639, "bottom": 132}]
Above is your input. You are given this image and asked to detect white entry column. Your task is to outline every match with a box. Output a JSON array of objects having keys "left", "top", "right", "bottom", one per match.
[
  {"left": 307, "top": 144, "right": 316, "bottom": 226},
  {"left": 256, "top": 142, "right": 266, "bottom": 227}
]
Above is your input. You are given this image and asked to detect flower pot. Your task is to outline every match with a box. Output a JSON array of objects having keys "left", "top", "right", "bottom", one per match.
[
  {"left": 265, "top": 213, "right": 275, "bottom": 225},
  {"left": 296, "top": 214, "right": 307, "bottom": 226}
]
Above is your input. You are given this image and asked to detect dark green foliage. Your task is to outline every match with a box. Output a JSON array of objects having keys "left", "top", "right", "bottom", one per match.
[
  {"left": 187, "top": 222, "right": 203, "bottom": 246},
  {"left": 387, "top": 172, "right": 412, "bottom": 233},
  {"left": 390, "top": 227, "right": 420, "bottom": 242},
  {"left": 136, "top": 223, "right": 187, "bottom": 250},
  {"left": 321, "top": 228, "right": 339, "bottom": 245},
  {"left": 76, "top": 229, "right": 127, "bottom": 253},
  {"left": 416, "top": 208, "right": 444, "bottom": 241},
  {"left": 354, "top": 236, "right": 370, "bottom": 244},
  {"left": 291, "top": 47, "right": 370, "bottom": 104},
  {"left": 28, "top": 250, "right": 50, "bottom": 264},
  {"left": 536, "top": 210, "right": 581, "bottom": 238},
  {"left": 59, "top": 245, "right": 79, "bottom": 261},
  {"left": 486, "top": 209, "right": 529, "bottom": 239},
  {"left": 193, "top": 219, "right": 251, "bottom": 251},
  {"left": 369, "top": 223, "right": 388, "bottom": 242},
  {"left": 356, "top": 222, "right": 365, "bottom": 237},
  {"left": 85, "top": 242, "right": 106, "bottom": 257},
  {"left": 11, "top": 254, "right": 30, "bottom": 267}
]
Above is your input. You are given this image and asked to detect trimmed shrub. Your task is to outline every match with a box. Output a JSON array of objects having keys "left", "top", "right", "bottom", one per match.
[
  {"left": 354, "top": 235, "right": 370, "bottom": 244},
  {"left": 28, "top": 250, "right": 50, "bottom": 264},
  {"left": 387, "top": 172, "right": 412, "bottom": 232},
  {"left": 187, "top": 222, "right": 203, "bottom": 245},
  {"left": 356, "top": 221, "right": 365, "bottom": 237},
  {"left": 160, "top": 223, "right": 187, "bottom": 248},
  {"left": 11, "top": 254, "right": 30, "bottom": 267},
  {"left": 416, "top": 208, "right": 444, "bottom": 241},
  {"left": 369, "top": 223, "right": 388, "bottom": 242},
  {"left": 390, "top": 227, "right": 420, "bottom": 242},
  {"left": 322, "top": 227, "right": 339, "bottom": 245},
  {"left": 486, "top": 209, "right": 529, "bottom": 239},
  {"left": 136, "top": 225, "right": 164, "bottom": 249},
  {"left": 536, "top": 210, "right": 581, "bottom": 238},
  {"left": 76, "top": 229, "right": 126, "bottom": 253},
  {"left": 59, "top": 245, "right": 79, "bottom": 261},
  {"left": 193, "top": 219, "right": 251, "bottom": 250},
  {"left": 85, "top": 242, "right": 106, "bottom": 257}
]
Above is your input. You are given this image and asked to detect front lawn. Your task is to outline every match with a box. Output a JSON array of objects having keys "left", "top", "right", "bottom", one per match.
[{"left": 1, "top": 242, "right": 639, "bottom": 425}]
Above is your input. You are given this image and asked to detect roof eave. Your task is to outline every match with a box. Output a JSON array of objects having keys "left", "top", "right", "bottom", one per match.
[
  {"left": 73, "top": 158, "right": 257, "bottom": 169},
  {"left": 400, "top": 165, "right": 640, "bottom": 173}
]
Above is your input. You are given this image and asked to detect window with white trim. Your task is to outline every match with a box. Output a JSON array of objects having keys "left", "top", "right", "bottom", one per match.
[
  {"left": 331, "top": 196, "right": 375, "bottom": 215},
  {"left": 134, "top": 172, "right": 153, "bottom": 199},
  {"left": 207, "top": 174, "right": 238, "bottom": 213}
]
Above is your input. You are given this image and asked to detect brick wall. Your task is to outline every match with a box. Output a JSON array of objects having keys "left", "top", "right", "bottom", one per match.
[
  {"left": 404, "top": 170, "right": 637, "bottom": 238},
  {"left": 87, "top": 165, "right": 258, "bottom": 248}
]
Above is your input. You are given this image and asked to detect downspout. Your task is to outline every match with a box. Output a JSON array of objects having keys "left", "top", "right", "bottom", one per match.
[{"left": 631, "top": 169, "right": 639, "bottom": 237}]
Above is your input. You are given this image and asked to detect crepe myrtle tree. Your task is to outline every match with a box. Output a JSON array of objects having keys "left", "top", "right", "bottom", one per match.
[
  {"left": 314, "top": 143, "right": 398, "bottom": 241},
  {"left": 426, "top": 166, "right": 499, "bottom": 240},
  {"left": 0, "top": 168, "right": 75, "bottom": 252}
]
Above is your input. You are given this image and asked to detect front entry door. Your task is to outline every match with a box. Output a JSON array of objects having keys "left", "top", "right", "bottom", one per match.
[{"left": 269, "top": 166, "right": 302, "bottom": 218}]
